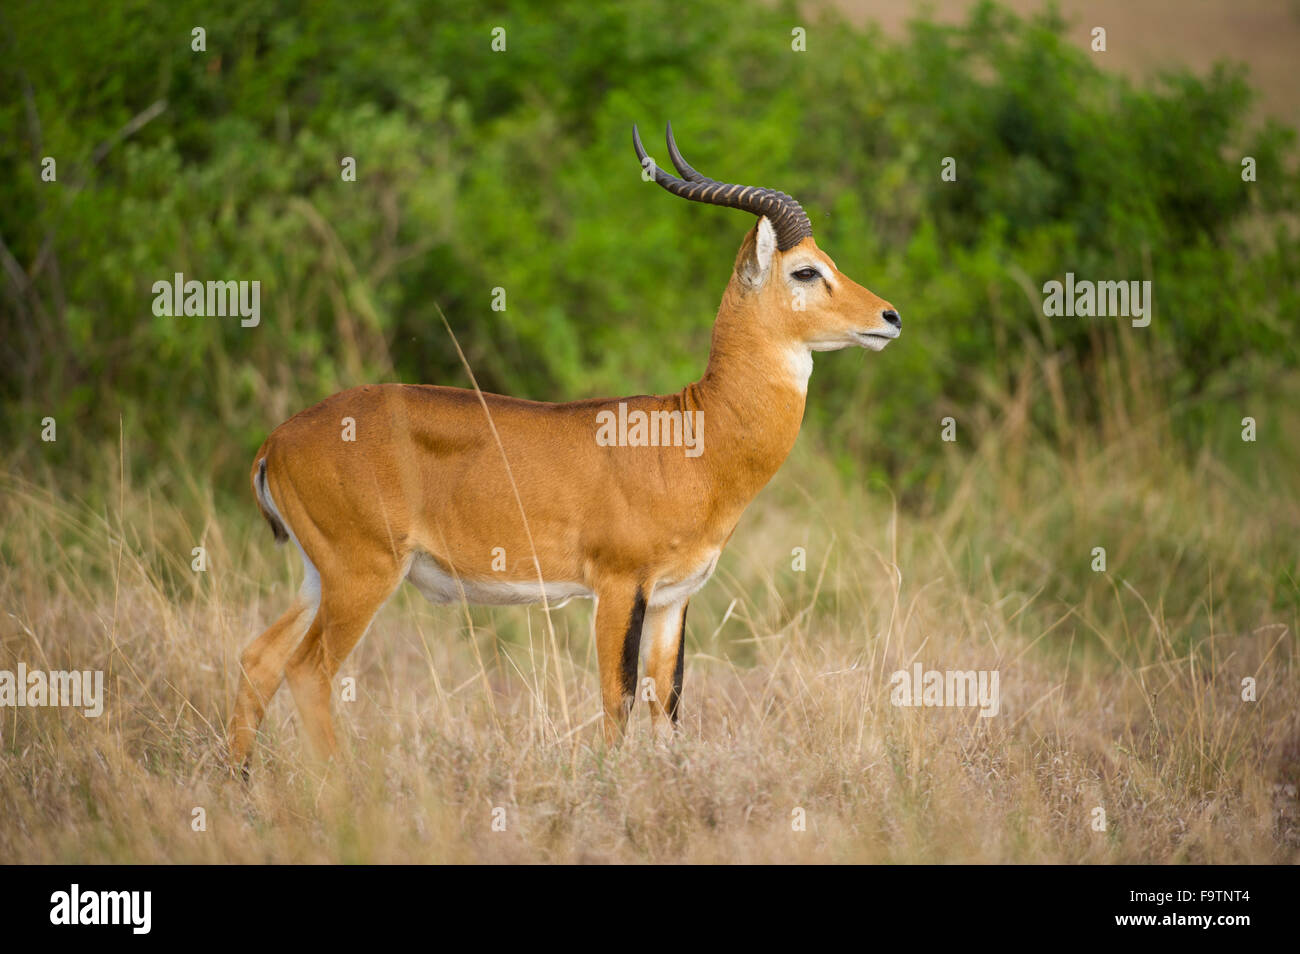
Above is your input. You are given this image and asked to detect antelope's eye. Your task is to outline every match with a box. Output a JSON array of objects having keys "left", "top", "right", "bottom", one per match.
[{"left": 792, "top": 267, "right": 820, "bottom": 282}]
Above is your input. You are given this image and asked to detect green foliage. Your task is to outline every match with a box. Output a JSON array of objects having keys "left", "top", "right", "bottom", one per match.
[{"left": 1, "top": 0, "right": 1296, "bottom": 500}]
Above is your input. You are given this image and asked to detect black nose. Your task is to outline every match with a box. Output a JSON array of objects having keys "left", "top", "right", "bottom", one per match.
[{"left": 882, "top": 309, "right": 901, "bottom": 329}]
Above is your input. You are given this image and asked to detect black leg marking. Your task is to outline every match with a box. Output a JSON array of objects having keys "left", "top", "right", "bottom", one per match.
[
  {"left": 669, "top": 602, "right": 688, "bottom": 722},
  {"left": 621, "top": 588, "right": 647, "bottom": 708}
]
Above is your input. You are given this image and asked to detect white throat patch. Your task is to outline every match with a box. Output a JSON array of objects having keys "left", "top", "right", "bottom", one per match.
[{"left": 785, "top": 346, "right": 813, "bottom": 392}]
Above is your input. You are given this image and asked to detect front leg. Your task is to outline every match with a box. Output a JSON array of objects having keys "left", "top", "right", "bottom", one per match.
[
  {"left": 643, "top": 599, "right": 688, "bottom": 739},
  {"left": 593, "top": 580, "right": 646, "bottom": 744}
]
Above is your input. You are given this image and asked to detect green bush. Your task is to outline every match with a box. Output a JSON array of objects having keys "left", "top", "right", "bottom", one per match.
[{"left": 1, "top": 0, "right": 1296, "bottom": 500}]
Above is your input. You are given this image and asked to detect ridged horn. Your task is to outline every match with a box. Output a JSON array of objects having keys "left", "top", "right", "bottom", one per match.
[{"left": 633, "top": 122, "right": 813, "bottom": 251}]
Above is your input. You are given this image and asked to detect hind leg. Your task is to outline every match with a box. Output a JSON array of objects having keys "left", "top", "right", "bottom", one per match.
[
  {"left": 284, "top": 567, "right": 404, "bottom": 760},
  {"left": 227, "top": 598, "right": 318, "bottom": 772}
]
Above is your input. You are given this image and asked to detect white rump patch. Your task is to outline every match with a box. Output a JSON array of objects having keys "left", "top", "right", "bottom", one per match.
[{"left": 256, "top": 459, "right": 321, "bottom": 612}]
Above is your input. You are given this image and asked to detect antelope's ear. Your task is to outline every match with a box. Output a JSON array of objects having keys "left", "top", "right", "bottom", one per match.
[{"left": 737, "top": 216, "right": 777, "bottom": 290}]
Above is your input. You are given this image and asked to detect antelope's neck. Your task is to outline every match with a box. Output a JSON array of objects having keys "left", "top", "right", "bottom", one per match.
[{"left": 684, "top": 300, "right": 810, "bottom": 506}]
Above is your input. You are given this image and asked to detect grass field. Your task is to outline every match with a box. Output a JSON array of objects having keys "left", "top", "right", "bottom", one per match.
[{"left": 3, "top": 346, "right": 1297, "bottom": 863}]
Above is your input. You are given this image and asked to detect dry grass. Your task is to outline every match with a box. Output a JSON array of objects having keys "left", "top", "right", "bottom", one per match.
[{"left": 2, "top": 355, "right": 1298, "bottom": 863}]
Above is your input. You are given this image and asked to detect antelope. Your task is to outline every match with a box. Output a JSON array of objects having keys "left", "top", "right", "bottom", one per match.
[{"left": 226, "top": 123, "right": 901, "bottom": 771}]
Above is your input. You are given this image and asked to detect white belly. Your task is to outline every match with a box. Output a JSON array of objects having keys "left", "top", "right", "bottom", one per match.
[
  {"left": 406, "top": 552, "right": 593, "bottom": 607},
  {"left": 406, "top": 550, "right": 720, "bottom": 609}
]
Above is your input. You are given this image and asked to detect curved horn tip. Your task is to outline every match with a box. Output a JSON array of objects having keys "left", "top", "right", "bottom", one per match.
[
  {"left": 665, "top": 120, "right": 678, "bottom": 152},
  {"left": 632, "top": 123, "right": 651, "bottom": 165},
  {"left": 665, "top": 120, "right": 707, "bottom": 183}
]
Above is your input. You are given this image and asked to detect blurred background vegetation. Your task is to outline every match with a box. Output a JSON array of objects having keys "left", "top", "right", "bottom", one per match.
[
  {"left": 2, "top": 2, "right": 1299, "bottom": 862},
  {"left": 1, "top": 0, "right": 1297, "bottom": 502}
]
